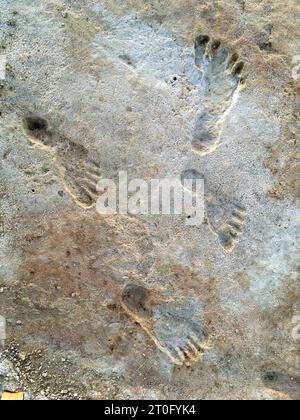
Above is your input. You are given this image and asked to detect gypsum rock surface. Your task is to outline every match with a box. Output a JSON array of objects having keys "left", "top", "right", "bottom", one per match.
[{"left": 0, "top": 0, "right": 299, "bottom": 400}]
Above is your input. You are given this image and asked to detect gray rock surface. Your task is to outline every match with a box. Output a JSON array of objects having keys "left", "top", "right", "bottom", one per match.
[{"left": 0, "top": 0, "right": 299, "bottom": 400}]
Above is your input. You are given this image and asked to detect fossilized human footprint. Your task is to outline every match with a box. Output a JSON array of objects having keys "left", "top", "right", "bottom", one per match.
[
  {"left": 121, "top": 284, "right": 209, "bottom": 367},
  {"left": 181, "top": 169, "right": 247, "bottom": 253},
  {"left": 212, "top": 203, "right": 247, "bottom": 253},
  {"left": 192, "top": 35, "right": 244, "bottom": 156},
  {"left": 23, "top": 115, "right": 101, "bottom": 209}
]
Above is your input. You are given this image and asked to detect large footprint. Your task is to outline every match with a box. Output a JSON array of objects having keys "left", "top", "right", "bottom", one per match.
[
  {"left": 23, "top": 115, "right": 101, "bottom": 209},
  {"left": 121, "top": 284, "right": 210, "bottom": 367},
  {"left": 192, "top": 35, "right": 245, "bottom": 156},
  {"left": 181, "top": 169, "right": 247, "bottom": 253}
]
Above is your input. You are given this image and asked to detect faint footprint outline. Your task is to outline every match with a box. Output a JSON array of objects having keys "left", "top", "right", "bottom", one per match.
[
  {"left": 192, "top": 35, "right": 245, "bottom": 156},
  {"left": 121, "top": 284, "right": 210, "bottom": 367},
  {"left": 23, "top": 115, "right": 101, "bottom": 209}
]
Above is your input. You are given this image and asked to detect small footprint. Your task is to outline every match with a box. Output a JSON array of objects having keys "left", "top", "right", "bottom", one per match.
[
  {"left": 215, "top": 204, "right": 247, "bottom": 253},
  {"left": 192, "top": 35, "right": 244, "bottom": 156},
  {"left": 23, "top": 115, "right": 101, "bottom": 209},
  {"left": 181, "top": 169, "right": 247, "bottom": 253},
  {"left": 121, "top": 284, "right": 209, "bottom": 367}
]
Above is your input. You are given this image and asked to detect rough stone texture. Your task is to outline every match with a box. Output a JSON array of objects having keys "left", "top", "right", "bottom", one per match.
[{"left": 0, "top": 0, "right": 299, "bottom": 400}]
